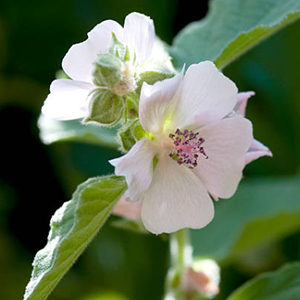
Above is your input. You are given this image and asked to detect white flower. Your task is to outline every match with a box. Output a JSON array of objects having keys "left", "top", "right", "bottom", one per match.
[
  {"left": 110, "top": 61, "right": 254, "bottom": 234},
  {"left": 42, "top": 12, "right": 173, "bottom": 121}
]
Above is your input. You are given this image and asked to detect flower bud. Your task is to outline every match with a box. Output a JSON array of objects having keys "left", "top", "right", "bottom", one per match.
[
  {"left": 182, "top": 259, "right": 220, "bottom": 299},
  {"left": 84, "top": 89, "right": 124, "bottom": 126},
  {"left": 93, "top": 53, "right": 123, "bottom": 88}
]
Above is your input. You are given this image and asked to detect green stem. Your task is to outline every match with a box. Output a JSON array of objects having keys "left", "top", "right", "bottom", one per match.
[
  {"left": 165, "top": 229, "right": 193, "bottom": 299},
  {"left": 171, "top": 229, "right": 192, "bottom": 270}
]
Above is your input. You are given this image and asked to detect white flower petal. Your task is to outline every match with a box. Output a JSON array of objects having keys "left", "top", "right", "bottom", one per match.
[
  {"left": 245, "top": 139, "right": 273, "bottom": 165},
  {"left": 235, "top": 91, "right": 255, "bottom": 116},
  {"left": 194, "top": 116, "right": 253, "bottom": 199},
  {"left": 139, "top": 72, "right": 183, "bottom": 133},
  {"left": 123, "top": 12, "right": 155, "bottom": 63},
  {"left": 172, "top": 61, "right": 238, "bottom": 129},
  {"left": 141, "top": 154, "right": 214, "bottom": 234},
  {"left": 42, "top": 79, "right": 94, "bottom": 120},
  {"left": 109, "top": 138, "right": 156, "bottom": 201},
  {"left": 62, "top": 20, "right": 124, "bottom": 83}
]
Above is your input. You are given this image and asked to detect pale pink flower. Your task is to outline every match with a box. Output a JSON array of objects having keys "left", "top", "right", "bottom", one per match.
[{"left": 110, "top": 61, "right": 254, "bottom": 234}]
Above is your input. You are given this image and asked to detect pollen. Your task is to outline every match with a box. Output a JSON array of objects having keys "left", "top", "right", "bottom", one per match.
[{"left": 169, "top": 128, "right": 208, "bottom": 169}]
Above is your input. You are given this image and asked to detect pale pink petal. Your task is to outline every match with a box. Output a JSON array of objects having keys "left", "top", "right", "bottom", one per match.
[
  {"left": 62, "top": 20, "right": 124, "bottom": 83},
  {"left": 210, "top": 194, "right": 219, "bottom": 202},
  {"left": 109, "top": 138, "right": 156, "bottom": 202},
  {"left": 182, "top": 260, "right": 220, "bottom": 297},
  {"left": 193, "top": 116, "right": 253, "bottom": 199},
  {"left": 141, "top": 153, "right": 214, "bottom": 234},
  {"left": 245, "top": 139, "right": 273, "bottom": 165},
  {"left": 123, "top": 12, "right": 155, "bottom": 63},
  {"left": 139, "top": 72, "right": 183, "bottom": 133},
  {"left": 235, "top": 91, "right": 255, "bottom": 116},
  {"left": 112, "top": 192, "right": 142, "bottom": 220},
  {"left": 172, "top": 61, "right": 238, "bottom": 129},
  {"left": 42, "top": 79, "right": 94, "bottom": 120},
  {"left": 183, "top": 268, "right": 219, "bottom": 295}
]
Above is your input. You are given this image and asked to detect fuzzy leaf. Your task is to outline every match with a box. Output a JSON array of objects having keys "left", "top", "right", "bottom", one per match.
[{"left": 24, "top": 176, "right": 127, "bottom": 300}]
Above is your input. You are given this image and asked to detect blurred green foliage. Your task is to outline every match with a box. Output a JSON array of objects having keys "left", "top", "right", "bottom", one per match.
[{"left": 1, "top": 0, "right": 300, "bottom": 299}]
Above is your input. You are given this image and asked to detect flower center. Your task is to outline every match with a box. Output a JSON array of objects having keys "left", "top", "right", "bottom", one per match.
[
  {"left": 113, "top": 62, "right": 136, "bottom": 96},
  {"left": 169, "top": 128, "right": 208, "bottom": 169}
]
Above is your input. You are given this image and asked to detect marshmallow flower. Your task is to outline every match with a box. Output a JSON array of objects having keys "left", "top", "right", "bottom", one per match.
[
  {"left": 42, "top": 12, "right": 172, "bottom": 120},
  {"left": 110, "top": 61, "right": 254, "bottom": 234}
]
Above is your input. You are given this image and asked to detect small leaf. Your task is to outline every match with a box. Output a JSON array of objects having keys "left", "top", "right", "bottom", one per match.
[
  {"left": 171, "top": 0, "right": 300, "bottom": 69},
  {"left": 23, "top": 175, "right": 127, "bottom": 300},
  {"left": 227, "top": 262, "right": 300, "bottom": 300},
  {"left": 38, "top": 114, "right": 119, "bottom": 148},
  {"left": 84, "top": 89, "right": 124, "bottom": 126}
]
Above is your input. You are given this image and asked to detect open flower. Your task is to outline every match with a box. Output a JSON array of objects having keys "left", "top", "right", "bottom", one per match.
[
  {"left": 112, "top": 91, "right": 272, "bottom": 220},
  {"left": 42, "top": 12, "right": 174, "bottom": 121},
  {"left": 110, "top": 61, "right": 254, "bottom": 234}
]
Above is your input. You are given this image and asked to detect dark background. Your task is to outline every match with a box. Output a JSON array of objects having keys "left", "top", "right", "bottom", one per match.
[{"left": 1, "top": 0, "right": 300, "bottom": 299}]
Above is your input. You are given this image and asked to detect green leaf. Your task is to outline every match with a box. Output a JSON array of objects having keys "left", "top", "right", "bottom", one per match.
[
  {"left": 24, "top": 175, "right": 127, "bottom": 300},
  {"left": 191, "top": 175, "right": 300, "bottom": 262},
  {"left": 171, "top": 0, "right": 300, "bottom": 70},
  {"left": 38, "top": 115, "right": 119, "bottom": 148},
  {"left": 227, "top": 262, "right": 300, "bottom": 300}
]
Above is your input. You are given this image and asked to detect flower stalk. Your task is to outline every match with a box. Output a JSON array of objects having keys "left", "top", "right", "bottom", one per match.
[{"left": 171, "top": 229, "right": 192, "bottom": 271}]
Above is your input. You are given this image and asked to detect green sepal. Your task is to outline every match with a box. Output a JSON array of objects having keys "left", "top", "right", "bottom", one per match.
[
  {"left": 124, "top": 92, "right": 139, "bottom": 121},
  {"left": 84, "top": 89, "right": 124, "bottom": 127},
  {"left": 136, "top": 70, "right": 174, "bottom": 92},
  {"left": 132, "top": 121, "right": 146, "bottom": 141},
  {"left": 93, "top": 53, "right": 122, "bottom": 87},
  {"left": 116, "top": 119, "right": 137, "bottom": 152},
  {"left": 116, "top": 118, "right": 146, "bottom": 152},
  {"left": 109, "top": 32, "right": 128, "bottom": 61}
]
